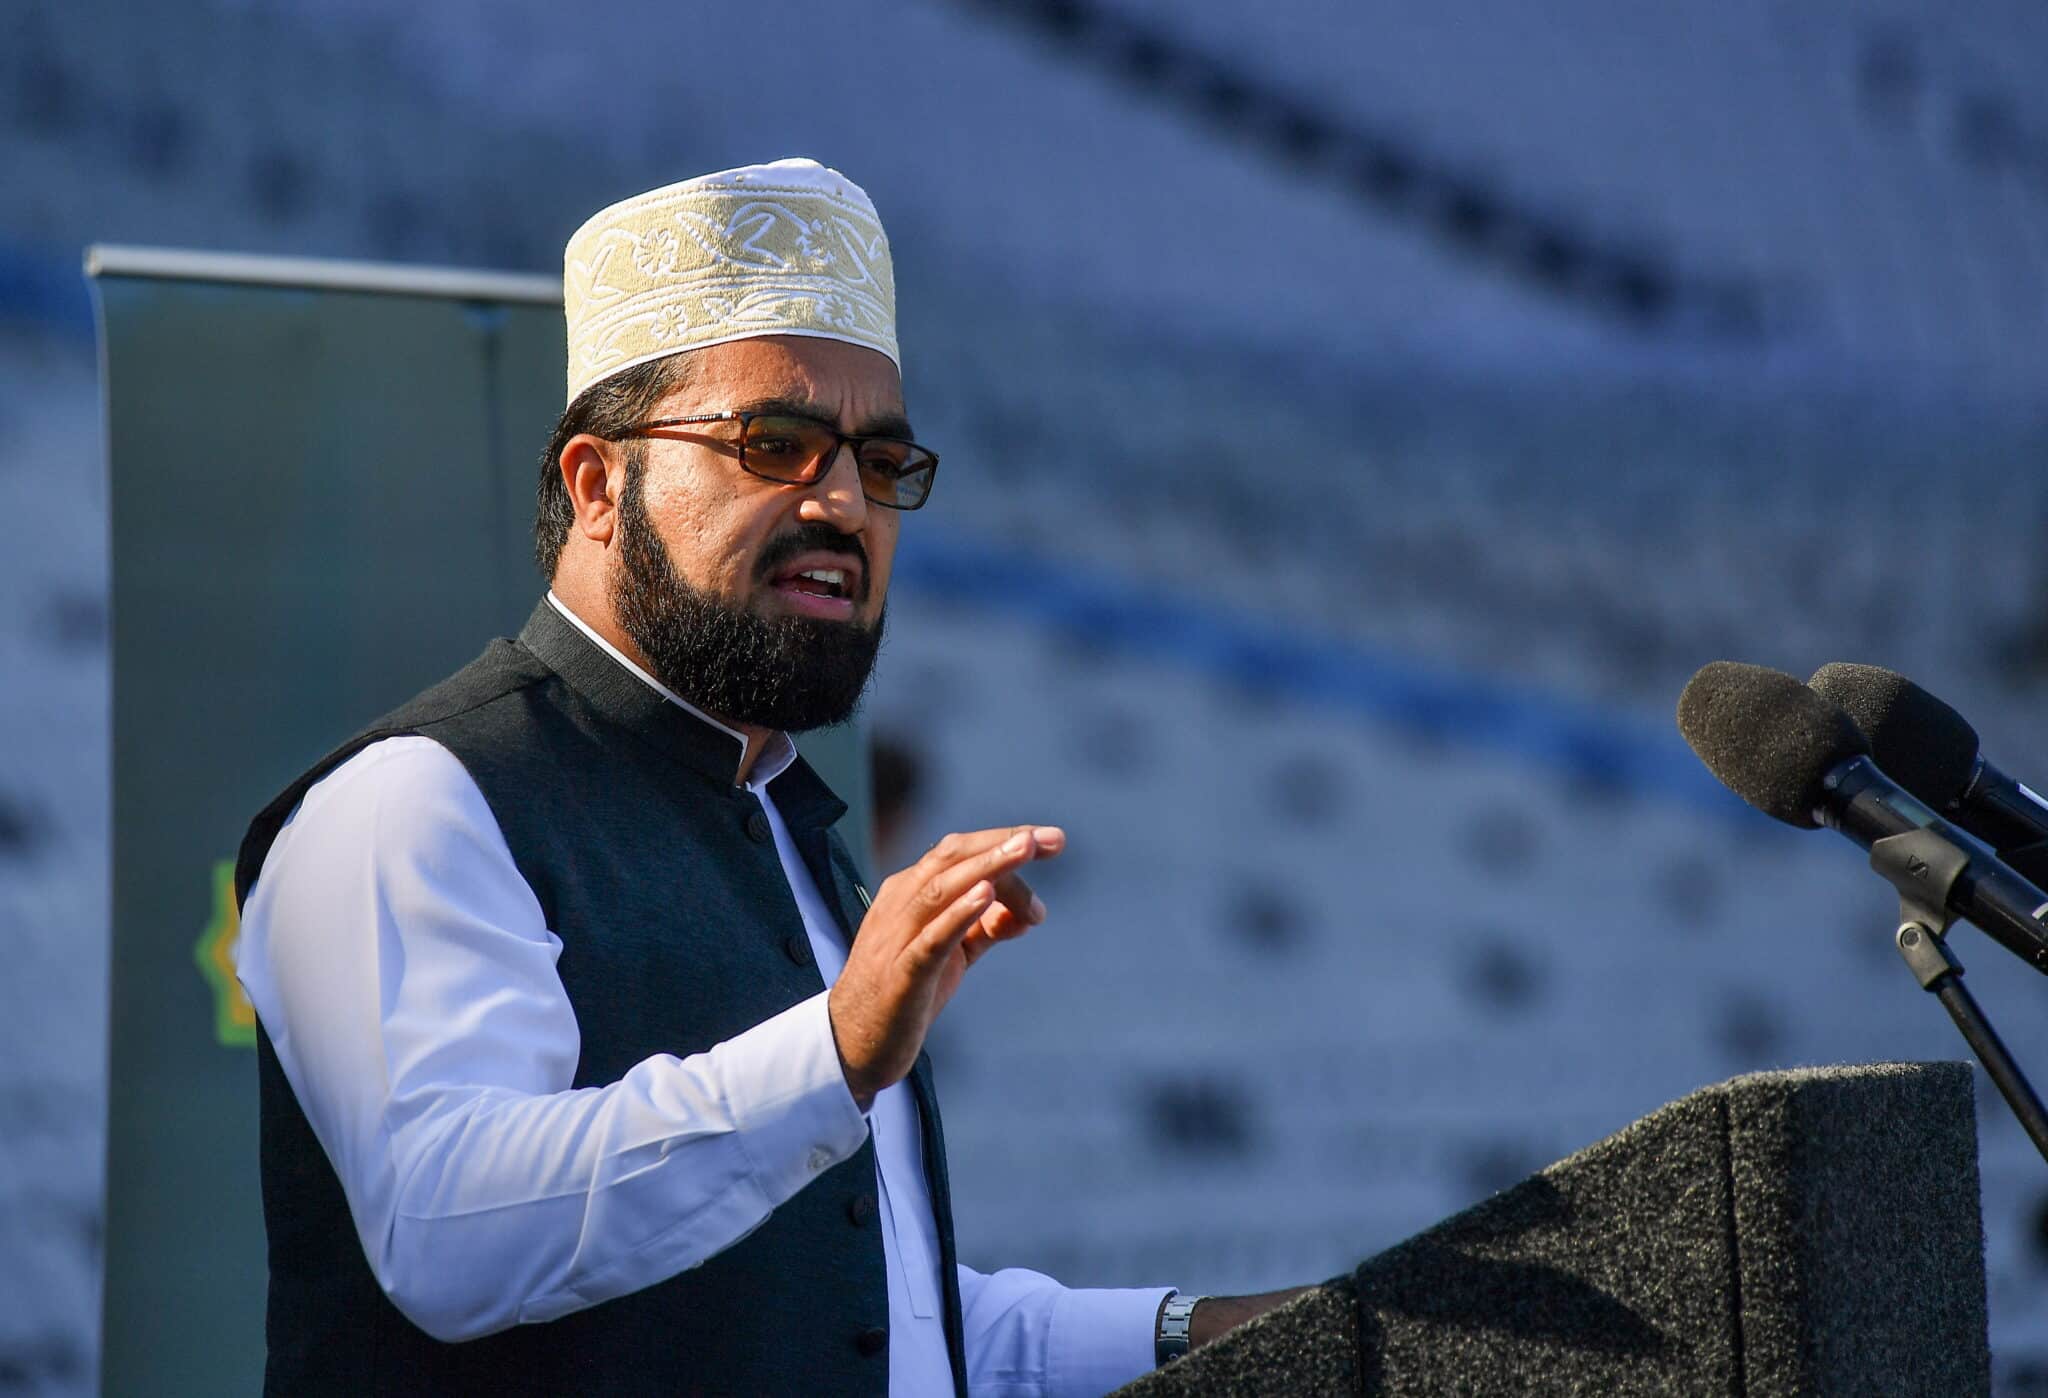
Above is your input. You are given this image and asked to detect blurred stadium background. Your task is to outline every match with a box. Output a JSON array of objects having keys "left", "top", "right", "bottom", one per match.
[{"left": 7, "top": 0, "right": 2048, "bottom": 1391}]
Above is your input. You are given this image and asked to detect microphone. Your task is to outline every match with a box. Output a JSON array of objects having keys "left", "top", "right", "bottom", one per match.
[
  {"left": 1808, "top": 663, "right": 2048, "bottom": 879},
  {"left": 1677, "top": 660, "right": 2048, "bottom": 974}
]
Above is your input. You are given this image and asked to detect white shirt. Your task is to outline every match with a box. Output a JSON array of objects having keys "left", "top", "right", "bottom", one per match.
[{"left": 236, "top": 593, "right": 1170, "bottom": 1396}]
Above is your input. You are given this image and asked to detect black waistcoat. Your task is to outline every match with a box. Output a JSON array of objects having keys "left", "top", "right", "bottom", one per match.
[{"left": 235, "top": 600, "right": 969, "bottom": 1397}]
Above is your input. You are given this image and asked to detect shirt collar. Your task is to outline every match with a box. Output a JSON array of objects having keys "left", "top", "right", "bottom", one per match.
[{"left": 533, "top": 592, "right": 798, "bottom": 789}]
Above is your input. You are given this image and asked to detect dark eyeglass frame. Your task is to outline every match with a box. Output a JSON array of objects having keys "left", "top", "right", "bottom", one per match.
[{"left": 613, "top": 411, "right": 940, "bottom": 511}]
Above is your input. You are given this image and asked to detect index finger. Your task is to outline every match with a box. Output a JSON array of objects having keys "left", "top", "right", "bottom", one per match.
[
  {"left": 908, "top": 826, "right": 1066, "bottom": 920},
  {"left": 918, "top": 825, "right": 1065, "bottom": 872}
]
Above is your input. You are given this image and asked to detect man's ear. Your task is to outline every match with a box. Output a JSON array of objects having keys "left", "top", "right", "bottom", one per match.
[{"left": 561, "top": 434, "right": 623, "bottom": 546}]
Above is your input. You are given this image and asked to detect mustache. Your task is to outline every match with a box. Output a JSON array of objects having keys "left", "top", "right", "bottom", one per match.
[{"left": 754, "top": 524, "right": 871, "bottom": 597}]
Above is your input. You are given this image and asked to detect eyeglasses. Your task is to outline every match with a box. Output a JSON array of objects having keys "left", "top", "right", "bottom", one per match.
[{"left": 615, "top": 412, "right": 940, "bottom": 511}]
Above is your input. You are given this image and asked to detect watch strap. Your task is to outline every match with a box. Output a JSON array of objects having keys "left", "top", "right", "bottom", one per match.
[{"left": 1155, "top": 1292, "right": 1205, "bottom": 1365}]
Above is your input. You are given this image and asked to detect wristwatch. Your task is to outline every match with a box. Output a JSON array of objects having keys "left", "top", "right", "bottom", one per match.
[{"left": 1155, "top": 1292, "right": 1205, "bottom": 1365}]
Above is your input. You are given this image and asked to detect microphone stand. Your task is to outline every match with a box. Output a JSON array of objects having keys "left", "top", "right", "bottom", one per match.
[{"left": 1873, "top": 829, "right": 2048, "bottom": 1166}]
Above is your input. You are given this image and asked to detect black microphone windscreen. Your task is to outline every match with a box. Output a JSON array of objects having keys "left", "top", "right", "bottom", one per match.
[
  {"left": 1807, "top": 663, "right": 1980, "bottom": 809},
  {"left": 1677, "top": 661, "right": 1870, "bottom": 828}
]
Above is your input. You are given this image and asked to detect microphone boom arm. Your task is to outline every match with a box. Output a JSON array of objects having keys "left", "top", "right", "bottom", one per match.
[
  {"left": 1872, "top": 827, "right": 2048, "bottom": 1167},
  {"left": 1824, "top": 757, "right": 2048, "bottom": 974}
]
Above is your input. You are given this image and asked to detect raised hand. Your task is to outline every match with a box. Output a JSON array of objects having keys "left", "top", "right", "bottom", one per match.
[{"left": 826, "top": 825, "right": 1064, "bottom": 1109}]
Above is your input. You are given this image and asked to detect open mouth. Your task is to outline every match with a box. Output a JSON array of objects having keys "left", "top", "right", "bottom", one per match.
[
  {"left": 767, "top": 554, "right": 864, "bottom": 619},
  {"left": 783, "top": 567, "right": 851, "bottom": 601}
]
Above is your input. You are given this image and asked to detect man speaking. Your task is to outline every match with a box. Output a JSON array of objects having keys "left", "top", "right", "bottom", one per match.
[{"left": 233, "top": 160, "right": 1299, "bottom": 1395}]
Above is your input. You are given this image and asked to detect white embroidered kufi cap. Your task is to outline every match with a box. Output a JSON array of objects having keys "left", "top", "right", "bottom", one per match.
[{"left": 561, "top": 157, "right": 898, "bottom": 405}]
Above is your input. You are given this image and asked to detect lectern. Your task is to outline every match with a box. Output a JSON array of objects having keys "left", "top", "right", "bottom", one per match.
[{"left": 1117, "top": 1062, "right": 1989, "bottom": 1396}]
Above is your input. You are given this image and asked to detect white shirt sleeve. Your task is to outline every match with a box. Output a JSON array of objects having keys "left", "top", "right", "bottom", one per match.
[
  {"left": 959, "top": 1263, "right": 1173, "bottom": 1397},
  {"left": 234, "top": 734, "right": 871, "bottom": 1342}
]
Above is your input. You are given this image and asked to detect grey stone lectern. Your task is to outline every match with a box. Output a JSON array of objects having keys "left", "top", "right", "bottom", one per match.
[{"left": 1117, "top": 1062, "right": 1990, "bottom": 1397}]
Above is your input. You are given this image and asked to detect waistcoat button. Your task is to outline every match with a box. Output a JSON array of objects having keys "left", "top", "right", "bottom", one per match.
[
  {"left": 855, "top": 1326, "right": 889, "bottom": 1356},
  {"left": 744, "top": 810, "right": 772, "bottom": 843},
  {"left": 847, "top": 1192, "right": 876, "bottom": 1226},
  {"left": 785, "top": 933, "right": 814, "bottom": 967}
]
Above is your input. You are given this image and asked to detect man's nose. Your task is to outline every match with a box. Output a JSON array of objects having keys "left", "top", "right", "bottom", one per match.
[{"left": 798, "top": 443, "right": 870, "bottom": 533}]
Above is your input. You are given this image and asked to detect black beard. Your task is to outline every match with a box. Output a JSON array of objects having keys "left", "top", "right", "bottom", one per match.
[{"left": 609, "top": 462, "right": 884, "bottom": 733}]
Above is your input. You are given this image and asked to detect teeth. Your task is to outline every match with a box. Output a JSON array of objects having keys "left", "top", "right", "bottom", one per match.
[{"left": 797, "top": 569, "right": 846, "bottom": 591}]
